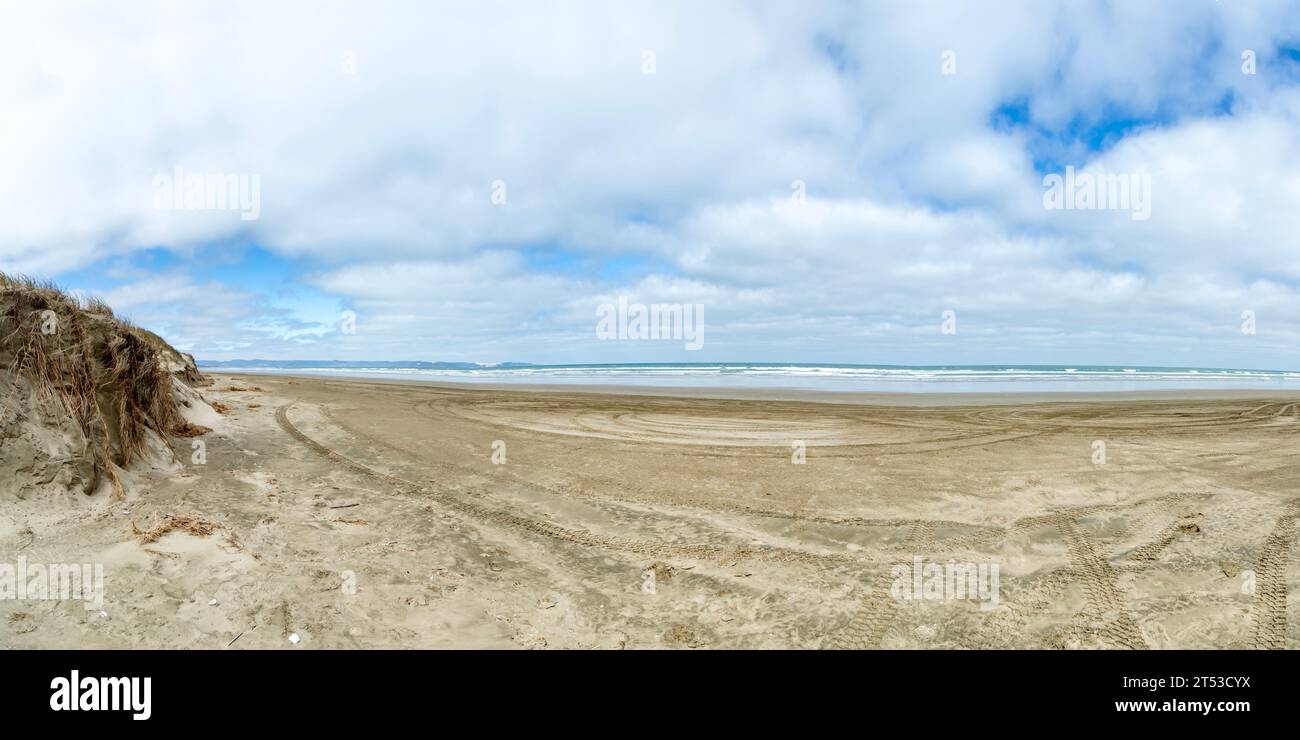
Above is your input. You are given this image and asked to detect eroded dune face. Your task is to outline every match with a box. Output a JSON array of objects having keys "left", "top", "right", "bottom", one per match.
[
  {"left": 0, "top": 273, "right": 210, "bottom": 498},
  {"left": 0, "top": 374, "right": 99, "bottom": 495}
]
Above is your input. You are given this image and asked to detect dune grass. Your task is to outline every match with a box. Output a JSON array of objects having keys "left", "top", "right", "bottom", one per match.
[{"left": 1, "top": 271, "right": 185, "bottom": 496}]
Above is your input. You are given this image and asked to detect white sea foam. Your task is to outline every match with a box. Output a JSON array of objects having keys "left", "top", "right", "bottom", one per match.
[{"left": 201, "top": 364, "right": 1300, "bottom": 394}]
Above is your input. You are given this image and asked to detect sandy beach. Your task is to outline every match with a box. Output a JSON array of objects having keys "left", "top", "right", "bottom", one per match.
[{"left": 3, "top": 373, "right": 1298, "bottom": 649}]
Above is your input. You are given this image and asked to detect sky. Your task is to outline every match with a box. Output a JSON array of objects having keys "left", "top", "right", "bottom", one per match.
[{"left": 2, "top": 0, "right": 1300, "bottom": 368}]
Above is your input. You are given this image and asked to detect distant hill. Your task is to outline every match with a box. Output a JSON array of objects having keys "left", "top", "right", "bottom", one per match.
[{"left": 198, "top": 360, "right": 535, "bottom": 369}]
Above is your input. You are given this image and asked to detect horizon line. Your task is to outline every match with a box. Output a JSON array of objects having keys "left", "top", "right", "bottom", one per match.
[{"left": 195, "top": 360, "right": 1300, "bottom": 374}]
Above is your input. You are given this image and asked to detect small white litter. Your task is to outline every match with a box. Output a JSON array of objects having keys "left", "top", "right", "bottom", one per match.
[
  {"left": 288, "top": 633, "right": 301, "bottom": 645},
  {"left": 207, "top": 599, "right": 218, "bottom": 606}
]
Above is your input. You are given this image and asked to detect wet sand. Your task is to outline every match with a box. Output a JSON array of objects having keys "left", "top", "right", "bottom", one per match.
[{"left": 3, "top": 373, "right": 1298, "bottom": 649}]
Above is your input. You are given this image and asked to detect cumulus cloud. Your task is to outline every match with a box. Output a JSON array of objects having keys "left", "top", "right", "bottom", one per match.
[{"left": 1, "top": 1, "right": 1298, "bottom": 366}]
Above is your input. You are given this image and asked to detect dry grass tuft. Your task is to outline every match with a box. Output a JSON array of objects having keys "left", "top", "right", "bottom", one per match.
[
  {"left": 131, "top": 513, "right": 220, "bottom": 543},
  {"left": 171, "top": 421, "right": 211, "bottom": 438}
]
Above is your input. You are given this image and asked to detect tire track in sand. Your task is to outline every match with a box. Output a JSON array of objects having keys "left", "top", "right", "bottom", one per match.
[
  {"left": 1059, "top": 517, "right": 1148, "bottom": 649},
  {"left": 323, "top": 404, "right": 1005, "bottom": 543},
  {"left": 288, "top": 402, "right": 1199, "bottom": 650},
  {"left": 827, "top": 521, "right": 935, "bottom": 649},
  {"left": 1122, "top": 513, "right": 1203, "bottom": 567},
  {"left": 1248, "top": 499, "right": 1300, "bottom": 650},
  {"left": 278, "top": 403, "right": 872, "bottom": 569}
]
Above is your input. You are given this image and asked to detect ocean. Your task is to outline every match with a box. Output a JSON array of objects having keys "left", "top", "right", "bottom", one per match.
[{"left": 197, "top": 363, "right": 1300, "bottom": 394}]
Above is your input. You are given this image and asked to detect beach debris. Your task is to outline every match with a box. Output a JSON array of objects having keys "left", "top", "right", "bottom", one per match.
[
  {"left": 207, "top": 598, "right": 218, "bottom": 606},
  {"left": 663, "top": 624, "right": 700, "bottom": 647},
  {"left": 131, "top": 513, "right": 219, "bottom": 543},
  {"left": 288, "top": 633, "right": 301, "bottom": 645},
  {"left": 7, "top": 612, "right": 36, "bottom": 634},
  {"left": 171, "top": 421, "right": 210, "bottom": 438}
]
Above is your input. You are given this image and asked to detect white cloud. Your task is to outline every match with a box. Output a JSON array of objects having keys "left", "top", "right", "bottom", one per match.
[{"left": 1, "top": 1, "right": 1299, "bottom": 366}]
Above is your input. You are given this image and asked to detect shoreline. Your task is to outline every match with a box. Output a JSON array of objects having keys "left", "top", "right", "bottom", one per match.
[{"left": 209, "top": 369, "right": 1300, "bottom": 407}]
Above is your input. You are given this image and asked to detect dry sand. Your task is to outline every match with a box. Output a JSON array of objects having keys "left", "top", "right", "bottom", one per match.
[{"left": 3, "top": 373, "right": 1298, "bottom": 649}]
